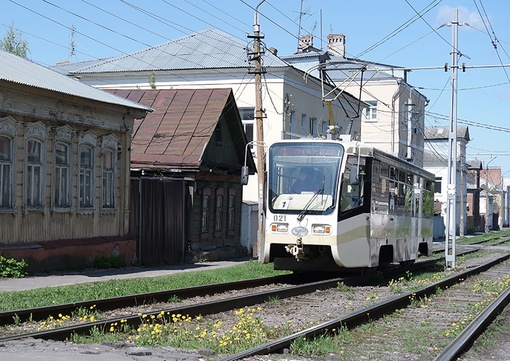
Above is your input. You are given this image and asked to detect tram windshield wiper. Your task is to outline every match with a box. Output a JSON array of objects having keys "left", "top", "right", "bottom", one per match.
[{"left": 297, "top": 173, "right": 325, "bottom": 222}]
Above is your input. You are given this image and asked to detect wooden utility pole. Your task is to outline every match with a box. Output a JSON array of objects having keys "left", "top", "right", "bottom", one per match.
[{"left": 248, "top": 1, "right": 266, "bottom": 260}]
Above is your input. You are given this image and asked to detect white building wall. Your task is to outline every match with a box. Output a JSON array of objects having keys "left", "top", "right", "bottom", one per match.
[
  {"left": 424, "top": 137, "right": 468, "bottom": 234},
  {"left": 341, "top": 80, "right": 426, "bottom": 167}
]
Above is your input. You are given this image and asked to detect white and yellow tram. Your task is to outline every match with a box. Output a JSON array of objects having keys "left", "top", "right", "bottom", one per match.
[{"left": 263, "top": 139, "right": 435, "bottom": 272}]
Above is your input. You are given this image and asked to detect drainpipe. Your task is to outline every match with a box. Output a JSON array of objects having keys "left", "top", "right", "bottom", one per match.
[
  {"left": 406, "top": 86, "right": 414, "bottom": 161},
  {"left": 391, "top": 80, "right": 404, "bottom": 155}
]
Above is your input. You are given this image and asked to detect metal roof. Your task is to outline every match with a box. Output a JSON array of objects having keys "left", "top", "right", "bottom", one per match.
[
  {"left": 0, "top": 50, "right": 150, "bottom": 111},
  {"left": 107, "top": 88, "right": 250, "bottom": 170},
  {"left": 49, "top": 57, "right": 115, "bottom": 75},
  {"left": 67, "top": 28, "right": 289, "bottom": 74},
  {"left": 424, "top": 126, "right": 470, "bottom": 141}
]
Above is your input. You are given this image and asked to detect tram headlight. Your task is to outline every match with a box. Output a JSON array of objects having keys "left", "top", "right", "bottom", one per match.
[
  {"left": 312, "top": 224, "right": 332, "bottom": 234},
  {"left": 270, "top": 223, "right": 288, "bottom": 233}
]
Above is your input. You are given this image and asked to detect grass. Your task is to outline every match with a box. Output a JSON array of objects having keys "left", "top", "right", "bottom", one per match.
[
  {"left": 70, "top": 307, "right": 281, "bottom": 354},
  {"left": 2, "top": 231, "right": 509, "bottom": 357},
  {"left": 456, "top": 229, "right": 510, "bottom": 245},
  {"left": 0, "top": 260, "right": 289, "bottom": 311},
  {"left": 287, "top": 275, "right": 510, "bottom": 359}
]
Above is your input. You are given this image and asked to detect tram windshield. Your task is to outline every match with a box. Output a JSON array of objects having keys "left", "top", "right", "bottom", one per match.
[{"left": 268, "top": 142, "right": 344, "bottom": 213}]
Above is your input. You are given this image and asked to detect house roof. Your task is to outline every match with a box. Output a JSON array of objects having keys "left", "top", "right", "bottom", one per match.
[
  {"left": 107, "top": 88, "right": 252, "bottom": 171},
  {"left": 466, "top": 159, "right": 483, "bottom": 170},
  {"left": 424, "top": 126, "right": 470, "bottom": 141},
  {"left": 281, "top": 50, "right": 406, "bottom": 81},
  {"left": 0, "top": 50, "right": 150, "bottom": 111},
  {"left": 62, "top": 28, "right": 289, "bottom": 74}
]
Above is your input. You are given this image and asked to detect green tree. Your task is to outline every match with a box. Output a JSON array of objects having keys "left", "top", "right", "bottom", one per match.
[{"left": 1, "top": 22, "right": 29, "bottom": 59}]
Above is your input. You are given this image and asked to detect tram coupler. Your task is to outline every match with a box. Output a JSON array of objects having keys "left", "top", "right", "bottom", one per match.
[{"left": 285, "top": 237, "right": 309, "bottom": 261}]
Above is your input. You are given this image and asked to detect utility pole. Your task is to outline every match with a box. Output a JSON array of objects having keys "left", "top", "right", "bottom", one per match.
[
  {"left": 485, "top": 165, "right": 490, "bottom": 233},
  {"left": 484, "top": 157, "right": 496, "bottom": 233},
  {"left": 444, "top": 9, "right": 461, "bottom": 269},
  {"left": 459, "top": 151, "right": 465, "bottom": 237},
  {"left": 248, "top": 1, "right": 266, "bottom": 261}
]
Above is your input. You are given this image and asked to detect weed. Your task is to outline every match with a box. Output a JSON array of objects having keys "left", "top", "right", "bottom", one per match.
[
  {"left": 0, "top": 256, "right": 28, "bottom": 278},
  {"left": 168, "top": 295, "right": 181, "bottom": 303},
  {"left": 266, "top": 295, "right": 280, "bottom": 304}
]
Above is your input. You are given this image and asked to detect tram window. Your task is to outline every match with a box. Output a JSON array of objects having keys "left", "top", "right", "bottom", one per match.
[
  {"left": 423, "top": 180, "right": 435, "bottom": 217},
  {"left": 340, "top": 162, "right": 364, "bottom": 212}
]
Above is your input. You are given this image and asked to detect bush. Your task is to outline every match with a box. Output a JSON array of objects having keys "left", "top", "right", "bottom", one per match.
[{"left": 0, "top": 255, "right": 28, "bottom": 278}]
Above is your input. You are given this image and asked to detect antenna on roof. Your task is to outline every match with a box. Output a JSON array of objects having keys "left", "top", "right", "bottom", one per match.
[
  {"left": 69, "top": 25, "right": 76, "bottom": 61},
  {"left": 296, "top": 0, "right": 312, "bottom": 50}
]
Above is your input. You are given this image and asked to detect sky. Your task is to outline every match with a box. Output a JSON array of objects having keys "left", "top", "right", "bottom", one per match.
[{"left": 2, "top": 0, "right": 510, "bottom": 176}]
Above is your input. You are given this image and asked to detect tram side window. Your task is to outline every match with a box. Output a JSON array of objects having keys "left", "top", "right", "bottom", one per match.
[
  {"left": 388, "top": 166, "right": 405, "bottom": 215},
  {"left": 372, "top": 160, "right": 388, "bottom": 213},
  {"left": 404, "top": 173, "right": 414, "bottom": 216},
  {"left": 340, "top": 157, "right": 364, "bottom": 212},
  {"left": 423, "top": 180, "right": 435, "bottom": 217}
]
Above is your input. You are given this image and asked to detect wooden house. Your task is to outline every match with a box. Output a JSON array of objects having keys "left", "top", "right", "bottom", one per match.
[
  {"left": 0, "top": 50, "right": 150, "bottom": 272},
  {"left": 107, "top": 88, "right": 256, "bottom": 264}
]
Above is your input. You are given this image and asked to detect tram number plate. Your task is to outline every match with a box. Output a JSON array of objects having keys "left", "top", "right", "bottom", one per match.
[{"left": 273, "top": 215, "right": 286, "bottom": 222}]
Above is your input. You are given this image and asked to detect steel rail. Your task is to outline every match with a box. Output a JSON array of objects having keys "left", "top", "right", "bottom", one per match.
[
  {"left": 0, "top": 275, "right": 350, "bottom": 342},
  {"left": 433, "top": 285, "right": 510, "bottom": 361},
  {"left": 220, "top": 254, "right": 510, "bottom": 361},
  {"left": 0, "top": 273, "right": 311, "bottom": 326},
  {"left": 0, "top": 252, "right": 461, "bottom": 329},
  {"left": 0, "top": 258, "right": 441, "bottom": 342},
  {"left": 0, "top": 242, "right": 482, "bottom": 331},
  {"left": 0, "top": 254, "right": 448, "bottom": 327}
]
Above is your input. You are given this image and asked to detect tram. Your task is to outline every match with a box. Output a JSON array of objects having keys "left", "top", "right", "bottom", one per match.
[{"left": 263, "top": 138, "right": 435, "bottom": 272}]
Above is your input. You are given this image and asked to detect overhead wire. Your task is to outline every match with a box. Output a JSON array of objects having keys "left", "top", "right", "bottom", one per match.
[
  {"left": 403, "top": 0, "right": 457, "bottom": 53},
  {"left": 200, "top": 0, "right": 251, "bottom": 30},
  {"left": 14, "top": 0, "right": 258, "bottom": 158},
  {"left": 472, "top": 0, "right": 510, "bottom": 82},
  {"left": 9, "top": 0, "right": 265, "bottom": 111},
  {"left": 6, "top": 0, "right": 510, "bottom": 161},
  {"left": 357, "top": 0, "right": 442, "bottom": 58}
]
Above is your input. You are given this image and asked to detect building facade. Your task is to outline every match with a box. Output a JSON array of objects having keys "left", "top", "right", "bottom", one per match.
[
  {"left": 52, "top": 28, "right": 363, "bottom": 205},
  {"left": 108, "top": 88, "right": 255, "bottom": 263},
  {"left": 281, "top": 33, "right": 429, "bottom": 167},
  {"left": 423, "top": 126, "right": 470, "bottom": 236},
  {"left": 0, "top": 50, "right": 149, "bottom": 271}
]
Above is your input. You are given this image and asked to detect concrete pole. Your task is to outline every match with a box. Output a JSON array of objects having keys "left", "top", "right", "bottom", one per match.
[{"left": 444, "top": 9, "right": 460, "bottom": 269}]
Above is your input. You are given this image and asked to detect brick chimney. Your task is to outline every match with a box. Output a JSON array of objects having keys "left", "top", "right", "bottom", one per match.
[
  {"left": 327, "top": 34, "right": 346, "bottom": 57},
  {"left": 297, "top": 34, "right": 313, "bottom": 53}
]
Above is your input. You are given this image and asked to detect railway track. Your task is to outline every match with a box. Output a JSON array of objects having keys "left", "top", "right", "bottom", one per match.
[
  {"left": 1, "top": 244, "right": 507, "bottom": 360},
  {"left": 221, "top": 253, "right": 510, "bottom": 361},
  {"left": 0, "top": 257, "right": 444, "bottom": 342},
  {"left": 0, "top": 274, "right": 356, "bottom": 342},
  {"left": 0, "top": 273, "right": 306, "bottom": 326},
  {"left": 434, "top": 281, "right": 510, "bottom": 360},
  {"left": 0, "top": 248, "right": 473, "bottom": 329}
]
